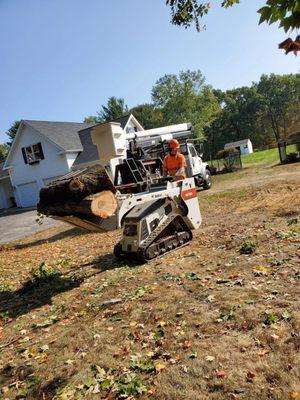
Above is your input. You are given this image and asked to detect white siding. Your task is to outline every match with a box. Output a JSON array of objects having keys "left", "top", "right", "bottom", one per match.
[
  {"left": 224, "top": 139, "right": 253, "bottom": 155},
  {"left": 7, "top": 125, "right": 77, "bottom": 207},
  {"left": 66, "top": 152, "right": 78, "bottom": 169}
]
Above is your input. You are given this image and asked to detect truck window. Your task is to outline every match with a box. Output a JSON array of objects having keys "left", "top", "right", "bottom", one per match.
[{"left": 189, "top": 146, "right": 197, "bottom": 157}]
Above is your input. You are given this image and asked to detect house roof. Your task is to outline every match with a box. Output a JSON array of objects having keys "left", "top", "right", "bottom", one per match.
[
  {"left": 73, "top": 114, "right": 133, "bottom": 167},
  {"left": 224, "top": 138, "right": 251, "bottom": 148},
  {"left": 23, "top": 120, "right": 93, "bottom": 151},
  {"left": 0, "top": 161, "right": 9, "bottom": 179}
]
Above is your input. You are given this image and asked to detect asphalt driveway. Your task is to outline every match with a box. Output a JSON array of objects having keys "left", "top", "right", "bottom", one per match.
[{"left": 0, "top": 208, "right": 63, "bottom": 243}]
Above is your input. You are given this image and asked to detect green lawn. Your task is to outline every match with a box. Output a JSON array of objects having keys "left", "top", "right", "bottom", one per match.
[{"left": 241, "top": 144, "right": 297, "bottom": 166}]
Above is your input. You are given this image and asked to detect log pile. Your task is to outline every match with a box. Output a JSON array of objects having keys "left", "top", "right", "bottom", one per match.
[{"left": 37, "top": 165, "right": 117, "bottom": 219}]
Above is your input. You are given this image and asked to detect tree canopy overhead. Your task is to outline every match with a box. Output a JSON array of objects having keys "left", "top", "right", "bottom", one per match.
[
  {"left": 166, "top": 0, "right": 300, "bottom": 53},
  {"left": 166, "top": 0, "right": 239, "bottom": 31}
]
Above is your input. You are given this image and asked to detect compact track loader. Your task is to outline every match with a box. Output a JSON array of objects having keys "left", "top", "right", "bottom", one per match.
[{"left": 37, "top": 122, "right": 203, "bottom": 262}]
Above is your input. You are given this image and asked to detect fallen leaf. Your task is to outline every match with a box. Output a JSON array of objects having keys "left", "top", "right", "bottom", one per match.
[
  {"left": 231, "top": 271, "right": 238, "bottom": 279},
  {"left": 181, "top": 365, "right": 188, "bottom": 373},
  {"left": 155, "top": 362, "right": 166, "bottom": 373},
  {"left": 40, "top": 344, "right": 49, "bottom": 352},
  {"left": 205, "top": 355, "right": 215, "bottom": 362},
  {"left": 92, "top": 383, "right": 100, "bottom": 394},
  {"left": 246, "top": 371, "right": 256, "bottom": 382},
  {"left": 257, "top": 350, "right": 268, "bottom": 357},
  {"left": 271, "top": 334, "right": 279, "bottom": 340},
  {"left": 207, "top": 295, "right": 215, "bottom": 303},
  {"left": 181, "top": 340, "right": 192, "bottom": 349},
  {"left": 217, "top": 370, "right": 226, "bottom": 378},
  {"left": 124, "top": 304, "right": 132, "bottom": 313},
  {"left": 289, "top": 390, "right": 298, "bottom": 400}
]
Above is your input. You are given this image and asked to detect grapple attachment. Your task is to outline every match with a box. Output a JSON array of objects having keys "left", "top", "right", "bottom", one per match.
[{"left": 37, "top": 165, "right": 118, "bottom": 232}]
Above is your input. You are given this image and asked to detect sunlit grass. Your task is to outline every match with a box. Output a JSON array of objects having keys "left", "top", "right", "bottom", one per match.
[{"left": 241, "top": 144, "right": 296, "bottom": 166}]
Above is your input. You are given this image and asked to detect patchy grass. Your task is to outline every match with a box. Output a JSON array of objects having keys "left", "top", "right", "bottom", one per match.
[
  {"left": 0, "top": 164, "right": 299, "bottom": 399},
  {"left": 241, "top": 145, "right": 297, "bottom": 166}
]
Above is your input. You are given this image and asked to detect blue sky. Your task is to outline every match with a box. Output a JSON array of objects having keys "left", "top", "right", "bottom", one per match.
[{"left": 0, "top": 0, "right": 299, "bottom": 143}]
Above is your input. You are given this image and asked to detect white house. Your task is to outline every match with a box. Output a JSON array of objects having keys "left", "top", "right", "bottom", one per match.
[
  {"left": 224, "top": 138, "right": 253, "bottom": 155},
  {"left": 2, "top": 114, "right": 143, "bottom": 208}
]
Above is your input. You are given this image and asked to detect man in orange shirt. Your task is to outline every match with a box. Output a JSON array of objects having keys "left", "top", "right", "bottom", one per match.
[{"left": 163, "top": 139, "right": 187, "bottom": 180}]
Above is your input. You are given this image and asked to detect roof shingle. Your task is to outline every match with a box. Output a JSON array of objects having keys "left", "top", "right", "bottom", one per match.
[{"left": 24, "top": 120, "right": 94, "bottom": 151}]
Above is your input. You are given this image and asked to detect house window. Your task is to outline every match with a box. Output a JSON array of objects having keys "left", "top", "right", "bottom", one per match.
[{"left": 22, "top": 143, "right": 44, "bottom": 164}]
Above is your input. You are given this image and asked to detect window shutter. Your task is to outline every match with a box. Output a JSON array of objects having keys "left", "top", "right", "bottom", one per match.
[
  {"left": 21, "top": 148, "right": 28, "bottom": 164},
  {"left": 38, "top": 143, "right": 44, "bottom": 159}
]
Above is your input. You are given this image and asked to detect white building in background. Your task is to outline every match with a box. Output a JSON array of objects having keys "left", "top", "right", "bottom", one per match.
[{"left": 224, "top": 138, "right": 253, "bottom": 155}]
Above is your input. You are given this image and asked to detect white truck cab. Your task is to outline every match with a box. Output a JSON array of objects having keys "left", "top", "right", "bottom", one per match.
[{"left": 181, "top": 142, "right": 212, "bottom": 190}]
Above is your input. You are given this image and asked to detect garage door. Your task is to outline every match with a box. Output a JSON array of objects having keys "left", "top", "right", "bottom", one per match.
[{"left": 17, "top": 181, "right": 40, "bottom": 207}]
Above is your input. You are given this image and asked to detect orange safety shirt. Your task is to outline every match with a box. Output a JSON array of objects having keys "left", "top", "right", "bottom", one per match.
[{"left": 163, "top": 153, "right": 187, "bottom": 178}]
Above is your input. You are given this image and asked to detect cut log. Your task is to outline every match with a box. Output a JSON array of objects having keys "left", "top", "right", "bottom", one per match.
[
  {"left": 38, "top": 165, "right": 116, "bottom": 207},
  {"left": 38, "top": 191, "right": 117, "bottom": 218}
]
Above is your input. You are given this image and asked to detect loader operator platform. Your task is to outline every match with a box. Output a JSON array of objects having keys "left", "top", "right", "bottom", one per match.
[{"left": 163, "top": 139, "right": 187, "bottom": 180}]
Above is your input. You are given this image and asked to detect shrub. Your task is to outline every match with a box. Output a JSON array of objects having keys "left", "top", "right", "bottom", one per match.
[
  {"left": 239, "top": 241, "right": 256, "bottom": 254},
  {"left": 216, "top": 147, "right": 239, "bottom": 160}
]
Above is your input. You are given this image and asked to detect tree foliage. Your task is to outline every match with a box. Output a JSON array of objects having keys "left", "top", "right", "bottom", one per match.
[
  {"left": 6, "top": 120, "right": 20, "bottom": 144},
  {"left": 151, "top": 70, "right": 219, "bottom": 138},
  {"left": 166, "top": 0, "right": 239, "bottom": 31},
  {"left": 166, "top": 0, "right": 300, "bottom": 37},
  {"left": 97, "top": 97, "right": 128, "bottom": 123},
  {"left": 0, "top": 143, "right": 9, "bottom": 161},
  {"left": 151, "top": 70, "right": 205, "bottom": 108},
  {"left": 204, "top": 73, "right": 300, "bottom": 157},
  {"left": 129, "top": 104, "right": 164, "bottom": 129},
  {"left": 256, "top": 73, "right": 300, "bottom": 141},
  {"left": 83, "top": 115, "right": 97, "bottom": 124},
  {"left": 83, "top": 71, "right": 299, "bottom": 159},
  {"left": 258, "top": 0, "right": 300, "bottom": 32}
]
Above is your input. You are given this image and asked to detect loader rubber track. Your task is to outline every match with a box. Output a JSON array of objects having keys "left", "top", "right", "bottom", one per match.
[{"left": 136, "top": 213, "right": 193, "bottom": 263}]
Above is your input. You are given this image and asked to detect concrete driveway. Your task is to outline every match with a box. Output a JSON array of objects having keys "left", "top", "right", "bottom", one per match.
[{"left": 0, "top": 208, "right": 63, "bottom": 243}]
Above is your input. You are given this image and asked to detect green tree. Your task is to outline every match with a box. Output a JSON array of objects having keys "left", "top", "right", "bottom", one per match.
[
  {"left": 83, "top": 115, "right": 97, "bottom": 124},
  {"left": 152, "top": 70, "right": 219, "bottom": 138},
  {"left": 152, "top": 70, "right": 205, "bottom": 108},
  {"left": 6, "top": 120, "right": 20, "bottom": 144},
  {"left": 204, "top": 73, "right": 300, "bottom": 157},
  {"left": 166, "top": 1, "right": 300, "bottom": 45},
  {"left": 257, "top": 1, "right": 300, "bottom": 33},
  {"left": 204, "top": 86, "right": 272, "bottom": 156},
  {"left": 166, "top": 0, "right": 239, "bottom": 31},
  {"left": 129, "top": 104, "right": 164, "bottom": 129},
  {"left": 0, "top": 143, "right": 9, "bottom": 161},
  {"left": 256, "top": 73, "right": 300, "bottom": 141},
  {"left": 97, "top": 97, "right": 128, "bottom": 122}
]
